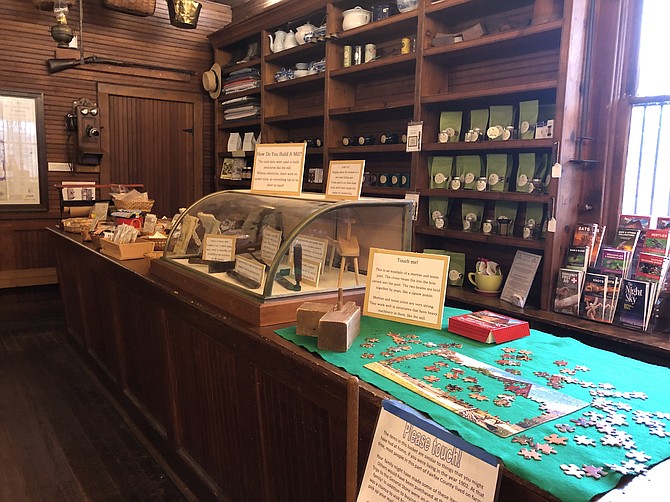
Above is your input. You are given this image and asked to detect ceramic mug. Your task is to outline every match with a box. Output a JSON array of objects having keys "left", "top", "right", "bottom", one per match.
[{"left": 468, "top": 272, "right": 503, "bottom": 293}]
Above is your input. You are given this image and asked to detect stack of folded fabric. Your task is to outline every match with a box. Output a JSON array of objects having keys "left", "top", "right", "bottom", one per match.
[
  {"left": 221, "top": 95, "right": 260, "bottom": 121},
  {"left": 222, "top": 68, "right": 261, "bottom": 95}
]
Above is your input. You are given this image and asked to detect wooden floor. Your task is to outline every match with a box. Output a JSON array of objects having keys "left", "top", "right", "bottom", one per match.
[{"left": 0, "top": 316, "right": 191, "bottom": 502}]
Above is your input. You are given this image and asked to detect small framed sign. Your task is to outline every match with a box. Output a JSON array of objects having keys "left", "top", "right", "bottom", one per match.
[
  {"left": 325, "top": 160, "right": 365, "bottom": 200},
  {"left": 251, "top": 143, "right": 306, "bottom": 196},
  {"left": 202, "top": 234, "right": 236, "bottom": 262}
]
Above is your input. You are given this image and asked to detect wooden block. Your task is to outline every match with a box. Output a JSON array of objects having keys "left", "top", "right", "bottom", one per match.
[
  {"left": 296, "top": 302, "right": 335, "bottom": 337},
  {"left": 317, "top": 302, "right": 361, "bottom": 352}
]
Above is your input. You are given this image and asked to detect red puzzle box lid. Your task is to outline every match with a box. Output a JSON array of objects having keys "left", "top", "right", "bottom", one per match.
[{"left": 447, "top": 310, "right": 530, "bottom": 344}]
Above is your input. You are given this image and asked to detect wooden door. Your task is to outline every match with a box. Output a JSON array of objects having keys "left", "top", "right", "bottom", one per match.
[{"left": 98, "top": 84, "right": 203, "bottom": 218}]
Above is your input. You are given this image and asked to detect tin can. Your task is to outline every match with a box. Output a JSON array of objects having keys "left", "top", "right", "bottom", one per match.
[
  {"left": 343, "top": 45, "right": 352, "bottom": 67},
  {"left": 401, "top": 37, "right": 411, "bottom": 54},
  {"left": 353, "top": 45, "right": 363, "bottom": 65},
  {"left": 380, "top": 132, "right": 399, "bottom": 144},
  {"left": 364, "top": 43, "right": 376, "bottom": 63}
]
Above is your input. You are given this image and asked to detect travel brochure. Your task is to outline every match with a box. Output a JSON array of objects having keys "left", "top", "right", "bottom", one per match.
[{"left": 555, "top": 215, "right": 670, "bottom": 331}]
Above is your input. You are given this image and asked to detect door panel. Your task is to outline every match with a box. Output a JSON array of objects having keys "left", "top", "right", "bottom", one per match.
[{"left": 98, "top": 84, "right": 203, "bottom": 217}]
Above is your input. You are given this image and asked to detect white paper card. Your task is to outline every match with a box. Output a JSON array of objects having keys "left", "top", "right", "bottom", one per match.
[
  {"left": 260, "top": 226, "right": 282, "bottom": 264},
  {"left": 227, "top": 132, "right": 242, "bottom": 152},
  {"left": 242, "top": 132, "right": 256, "bottom": 151},
  {"left": 251, "top": 143, "right": 306, "bottom": 196},
  {"left": 364, "top": 248, "right": 450, "bottom": 330},
  {"left": 299, "top": 258, "right": 321, "bottom": 287},
  {"left": 406, "top": 122, "right": 423, "bottom": 152},
  {"left": 290, "top": 236, "right": 329, "bottom": 269},
  {"left": 404, "top": 192, "right": 420, "bottom": 221},
  {"left": 325, "top": 160, "right": 365, "bottom": 200},
  {"left": 202, "top": 234, "right": 236, "bottom": 262},
  {"left": 234, "top": 255, "right": 265, "bottom": 286},
  {"left": 500, "top": 250, "right": 542, "bottom": 308},
  {"left": 357, "top": 400, "right": 500, "bottom": 502}
]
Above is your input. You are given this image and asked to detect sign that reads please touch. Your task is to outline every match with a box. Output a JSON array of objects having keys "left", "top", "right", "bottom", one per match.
[
  {"left": 251, "top": 143, "right": 306, "bottom": 196},
  {"left": 357, "top": 400, "right": 500, "bottom": 502},
  {"left": 364, "top": 248, "right": 450, "bottom": 330}
]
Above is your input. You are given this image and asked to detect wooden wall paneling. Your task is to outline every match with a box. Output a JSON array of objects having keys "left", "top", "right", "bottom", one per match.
[
  {"left": 167, "top": 318, "right": 263, "bottom": 501},
  {"left": 0, "top": 0, "right": 229, "bottom": 278}
]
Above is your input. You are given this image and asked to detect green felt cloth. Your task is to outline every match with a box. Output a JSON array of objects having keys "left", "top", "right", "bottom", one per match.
[{"left": 276, "top": 307, "right": 670, "bottom": 502}]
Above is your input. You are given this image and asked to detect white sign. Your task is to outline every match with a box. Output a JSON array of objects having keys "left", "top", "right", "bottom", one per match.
[
  {"left": 234, "top": 255, "right": 265, "bottom": 287},
  {"left": 364, "top": 248, "right": 450, "bottom": 330},
  {"left": 500, "top": 250, "right": 542, "bottom": 308},
  {"left": 358, "top": 400, "right": 500, "bottom": 502},
  {"left": 406, "top": 121, "right": 423, "bottom": 152},
  {"left": 290, "top": 235, "right": 329, "bottom": 270},
  {"left": 202, "top": 234, "right": 236, "bottom": 262},
  {"left": 260, "top": 226, "right": 282, "bottom": 264},
  {"left": 325, "top": 160, "right": 365, "bottom": 200},
  {"left": 251, "top": 143, "right": 306, "bottom": 196},
  {"left": 299, "top": 258, "right": 322, "bottom": 287}
]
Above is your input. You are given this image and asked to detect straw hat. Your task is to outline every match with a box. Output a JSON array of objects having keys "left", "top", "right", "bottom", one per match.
[{"left": 202, "top": 63, "right": 221, "bottom": 99}]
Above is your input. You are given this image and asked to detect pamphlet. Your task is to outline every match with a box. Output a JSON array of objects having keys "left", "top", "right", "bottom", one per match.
[{"left": 500, "top": 251, "right": 542, "bottom": 308}]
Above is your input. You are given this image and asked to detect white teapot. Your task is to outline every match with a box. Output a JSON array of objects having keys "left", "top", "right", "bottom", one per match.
[
  {"left": 295, "top": 22, "right": 317, "bottom": 45},
  {"left": 283, "top": 30, "right": 298, "bottom": 50},
  {"left": 268, "top": 30, "right": 287, "bottom": 53}
]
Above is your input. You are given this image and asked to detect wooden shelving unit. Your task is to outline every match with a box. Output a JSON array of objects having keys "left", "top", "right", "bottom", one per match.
[{"left": 208, "top": 0, "right": 590, "bottom": 313}]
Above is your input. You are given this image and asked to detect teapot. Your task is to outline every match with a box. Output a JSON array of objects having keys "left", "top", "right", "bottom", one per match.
[
  {"left": 295, "top": 22, "right": 317, "bottom": 45},
  {"left": 283, "top": 30, "right": 298, "bottom": 50},
  {"left": 268, "top": 30, "right": 287, "bottom": 53}
]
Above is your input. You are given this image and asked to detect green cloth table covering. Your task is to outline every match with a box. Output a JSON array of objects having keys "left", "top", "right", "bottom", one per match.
[{"left": 276, "top": 307, "right": 670, "bottom": 502}]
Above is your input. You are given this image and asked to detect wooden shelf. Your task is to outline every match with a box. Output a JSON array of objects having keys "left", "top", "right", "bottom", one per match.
[
  {"left": 419, "top": 188, "right": 552, "bottom": 203},
  {"left": 221, "top": 57, "right": 261, "bottom": 76},
  {"left": 361, "top": 186, "right": 409, "bottom": 197},
  {"left": 217, "top": 179, "right": 252, "bottom": 189},
  {"left": 329, "top": 144, "right": 409, "bottom": 154},
  {"left": 422, "top": 138, "right": 556, "bottom": 153},
  {"left": 421, "top": 80, "right": 558, "bottom": 107},
  {"left": 426, "top": 0, "right": 533, "bottom": 18},
  {"left": 218, "top": 117, "right": 261, "bottom": 130},
  {"left": 264, "top": 72, "right": 325, "bottom": 92},
  {"left": 415, "top": 224, "right": 546, "bottom": 250},
  {"left": 333, "top": 10, "right": 419, "bottom": 45},
  {"left": 424, "top": 20, "right": 563, "bottom": 61},
  {"left": 264, "top": 42, "right": 326, "bottom": 66},
  {"left": 264, "top": 109, "right": 324, "bottom": 123},
  {"left": 329, "top": 99, "right": 414, "bottom": 117},
  {"left": 329, "top": 53, "right": 416, "bottom": 80}
]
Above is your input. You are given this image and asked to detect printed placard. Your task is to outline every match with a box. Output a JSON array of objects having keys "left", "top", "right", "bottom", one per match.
[
  {"left": 357, "top": 400, "right": 500, "bottom": 502},
  {"left": 364, "top": 248, "right": 450, "bottom": 330},
  {"left": 234, "top": 255, "right": 265, "bottom": 287},
  {"left": 251, "top": 143, "right": 306, "bottom": 196},
  {"left": 290, "top": 236, "right": 329, "bottom": 269},
  {"left": 325, "top": 160, "right": 365, "bottom": 200},
  {"left": 299, "top": 258, "right": 322, "bottom": 287},
  {"left": 202, "top": 234, "right": 237, "bottom": 262},
  {"left": 260, "top": 226, "right": 282, "bottom": 264}
]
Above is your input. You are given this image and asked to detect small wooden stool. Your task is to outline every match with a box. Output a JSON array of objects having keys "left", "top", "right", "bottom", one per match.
[{"left": 336, "top": 219, "right": 360, "bottom": 286}]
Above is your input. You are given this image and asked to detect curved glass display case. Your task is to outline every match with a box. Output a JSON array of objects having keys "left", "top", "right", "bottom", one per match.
[{"left": 151, "top": 190, "right": 413, "bottom": 325}]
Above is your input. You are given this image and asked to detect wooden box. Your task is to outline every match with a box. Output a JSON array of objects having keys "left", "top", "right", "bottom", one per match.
[{"left": 100, "top": 238, "right": 155, "bottom": 260}]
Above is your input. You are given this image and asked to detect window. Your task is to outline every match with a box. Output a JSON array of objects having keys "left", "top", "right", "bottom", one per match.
[{"left": 621, "top": 0, "right": 670, "bottom": 223}]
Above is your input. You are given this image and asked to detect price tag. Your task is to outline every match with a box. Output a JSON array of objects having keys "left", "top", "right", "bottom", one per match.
[
  {"left": 547, "top": 218, "right": 557, "bottom": 233},
  {"left": 551, "top": 162, "right": 562, "bottom": 178}
]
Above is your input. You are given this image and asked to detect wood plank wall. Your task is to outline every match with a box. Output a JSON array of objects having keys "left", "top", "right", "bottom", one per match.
[{"left": 0, "top": 0, "right": 231, "bottom": 276}]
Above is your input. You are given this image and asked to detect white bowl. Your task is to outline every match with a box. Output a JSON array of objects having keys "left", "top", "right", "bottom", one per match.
[
  {"left": 294, "top": 69, "right": 310, "bottom": 78},
  {"left": 295, "top": 62, "right": 309, "bottom": 70}
]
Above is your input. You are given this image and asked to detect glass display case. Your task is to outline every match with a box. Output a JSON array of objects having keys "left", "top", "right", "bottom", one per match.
[{"left": 150, "top": 190, "right": 413, "bottom": 325}]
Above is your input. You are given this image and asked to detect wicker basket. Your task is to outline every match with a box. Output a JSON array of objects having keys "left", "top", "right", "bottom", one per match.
[
  {"left": 62, "top": 217, "right": 92, "bottom": 234},
  {"left": 103, "top": 0, "right": 156, "bottom": 17},
  {"left": 113, "top": 198, "right": 155, "bottom": 212}
]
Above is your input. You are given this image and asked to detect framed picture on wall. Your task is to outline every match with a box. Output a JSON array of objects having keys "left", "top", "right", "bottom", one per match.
[{"left": 0, "top": 90, "right": 48, "bottom": 211}]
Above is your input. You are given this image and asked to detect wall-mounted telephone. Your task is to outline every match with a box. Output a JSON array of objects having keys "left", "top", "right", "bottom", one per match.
[{"left": 68, "top": 98, "right": 104, "bottom": 166}]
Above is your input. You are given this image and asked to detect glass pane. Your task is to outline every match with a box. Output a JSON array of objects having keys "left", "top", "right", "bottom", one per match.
[{"left": 637, "top": 0, "right": 670, "bottom": 96}]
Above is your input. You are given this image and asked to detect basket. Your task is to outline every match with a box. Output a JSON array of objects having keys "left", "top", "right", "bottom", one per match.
[
  {"left": 100, "top": 238, "right": 155, "bottom": 260},
  {"left": 103, "top": 0, "right": 156, "bottom": 17},
  {"left": 62, "top": 217, "right": 92, "bottom": 234},
  {"left": 113, "top": 198, "right": 155, "bottom": 212}
]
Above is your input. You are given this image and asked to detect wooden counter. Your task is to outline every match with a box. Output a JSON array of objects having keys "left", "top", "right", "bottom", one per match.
[{"left": 47, "top": 228, "right": 669, "bottom": 501}]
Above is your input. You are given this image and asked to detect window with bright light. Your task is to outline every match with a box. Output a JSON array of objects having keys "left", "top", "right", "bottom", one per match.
[{"left": 621, "top": 0, "right": 670, "bottom": 225}]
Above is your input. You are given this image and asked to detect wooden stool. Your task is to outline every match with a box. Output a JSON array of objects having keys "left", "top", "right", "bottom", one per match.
[{"left": 336, "top": 219, "right": 360, "bottom": 286}]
